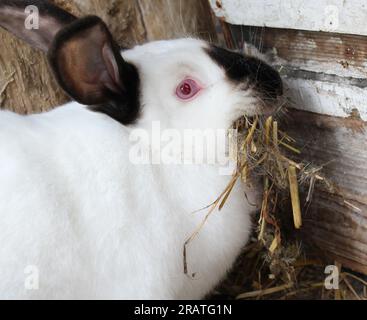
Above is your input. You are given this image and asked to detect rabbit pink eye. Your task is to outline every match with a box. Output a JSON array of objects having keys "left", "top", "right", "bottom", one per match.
[{"left": 176, "top": 79, "right": 201, "bottom": 100}]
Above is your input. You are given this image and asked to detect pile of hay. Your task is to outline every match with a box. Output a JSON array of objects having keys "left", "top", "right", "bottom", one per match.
[
  {"left": 212, "top": 112, "right": 367, "bottom": 300},
  {"left": 185, "top": 105, "right": 367, "bottom": 299}
]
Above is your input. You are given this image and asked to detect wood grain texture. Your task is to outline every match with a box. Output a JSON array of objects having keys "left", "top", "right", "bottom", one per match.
[
  {"left": 138, "top": 0, "right": 217, "bottom": 42},
  {"left": 73, "top": 0, "right": 147, "bottom": 47},
  {"left": 0, "top": 33, "right": 69, "bottom": 114},
  {"left": 283, "top": 109, "right": 367, "bottom": 274},
  {"left": 0, "top": 0, "right": 215, "bottom": 114},
  {"left": 233, "top": 26, "right": 367, "bottom": 77}
]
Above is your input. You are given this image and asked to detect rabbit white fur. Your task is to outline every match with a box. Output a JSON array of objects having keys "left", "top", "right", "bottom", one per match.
[
  {"left": 0, "top": 2, "right": 282, "bottom": 300},
  {"left": 0, "top": 39, "right": 260, "bottom": 299}
]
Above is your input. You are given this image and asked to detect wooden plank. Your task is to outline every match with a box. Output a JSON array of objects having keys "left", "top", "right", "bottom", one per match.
[
  {"left": 235, "top": 27, "right": 367, "bottom": 78},
  {"left": 73, "top": 0, "right": 147, "bottom": 47},
  {"left": 227, "top": 26, "right": 367, "bottom": 121},
  {"left": 283, "top": 109, "right": 367, "bottom": 274},
  {"left": 137, "top": 0, "right": 216, "bottom": 42},
  {"left": 75, "top": 0, "right": 217, "bottom": 44},
  {"left": 284, "top": 77, "right": 367, "bottom": 121},
  {"left": 210, "top": 0, "right": 367, "bottom": 36}
]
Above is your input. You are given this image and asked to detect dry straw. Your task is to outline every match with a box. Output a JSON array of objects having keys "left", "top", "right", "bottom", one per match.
[{"left": 181, "top": 105, "right": 361, "bottom": 298}]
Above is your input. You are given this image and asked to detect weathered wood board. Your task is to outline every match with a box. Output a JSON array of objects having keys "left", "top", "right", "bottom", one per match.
[{"left": 284, "top": 110, "right": 367, "bottom": 275}]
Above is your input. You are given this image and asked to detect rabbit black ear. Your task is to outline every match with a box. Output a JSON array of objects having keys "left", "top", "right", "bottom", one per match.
[
  {"left": 0, "top": 1, "right": 140, "bottom": 124},
  {"left": 0, "top": 0, "right": 76, "bottom": 52},
  {"left": 48, "top": 16, "right": 140, "bottom": 124}
]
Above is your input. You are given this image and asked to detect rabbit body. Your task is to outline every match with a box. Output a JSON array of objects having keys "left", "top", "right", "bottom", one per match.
[
  {"left": 0, "top": 100, "right": 255, "bottom": 299},
  {"left": 0, "top": 0, "right": 282, "bottom": 298}
]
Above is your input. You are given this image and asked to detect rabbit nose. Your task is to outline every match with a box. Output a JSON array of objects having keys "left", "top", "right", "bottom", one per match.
[
  {"left": 260, "top": 66, "right": 283, "bottom": 99},
  {"left": 251, "top": 59, "right": 283, "bottom": 100}
]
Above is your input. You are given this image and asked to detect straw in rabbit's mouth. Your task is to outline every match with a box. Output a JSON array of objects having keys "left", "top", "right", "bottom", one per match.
[
  {"left": 183, "top": 101, "right": 335, "bottom": 296},
  {"left": 252, "top": 91, "right": 288, "bottom": 118}
]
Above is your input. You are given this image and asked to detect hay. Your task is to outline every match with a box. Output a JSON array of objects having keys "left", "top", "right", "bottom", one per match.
[
  {"left": 209, "top": 110, "right": 366, "bottom": 300},
  {"left": 234, "top": 111, "right": 331, "bottom": 279},
  {"left": 184, "top": 104, "right": 367, "bottom": 299}
]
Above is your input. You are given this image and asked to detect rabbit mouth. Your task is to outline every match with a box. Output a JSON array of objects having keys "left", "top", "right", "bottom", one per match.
[
  {"left": 230, "top": 87, "right": 284, "bottom": 123},
  {"left": 253, "top": 93, "right": 286, "bottom": 118}
]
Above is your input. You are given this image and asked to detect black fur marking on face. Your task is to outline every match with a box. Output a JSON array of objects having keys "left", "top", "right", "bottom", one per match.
[{"left": 206, "top": 45, "right": 283, "bottom": 100}]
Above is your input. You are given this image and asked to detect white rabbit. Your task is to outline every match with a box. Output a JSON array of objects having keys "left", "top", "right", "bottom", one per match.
[{"left": 0, "top": 1, "right": 282, "bottom": 299}]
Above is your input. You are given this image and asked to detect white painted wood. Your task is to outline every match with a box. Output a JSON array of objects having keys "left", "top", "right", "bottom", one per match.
[
  {"left": 273, "top": 53, "right": 367, "bottom": 80},
  {"left": 284, "top": 78, "right": 367, "bottom": 121},
  {"left": 210, "top": 0, "right": 367, "bottom": 36}
]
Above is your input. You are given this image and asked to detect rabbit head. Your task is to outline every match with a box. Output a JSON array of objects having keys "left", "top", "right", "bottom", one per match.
[{"left": 0, "top": 0, "right": 282, "bottom": 133}]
